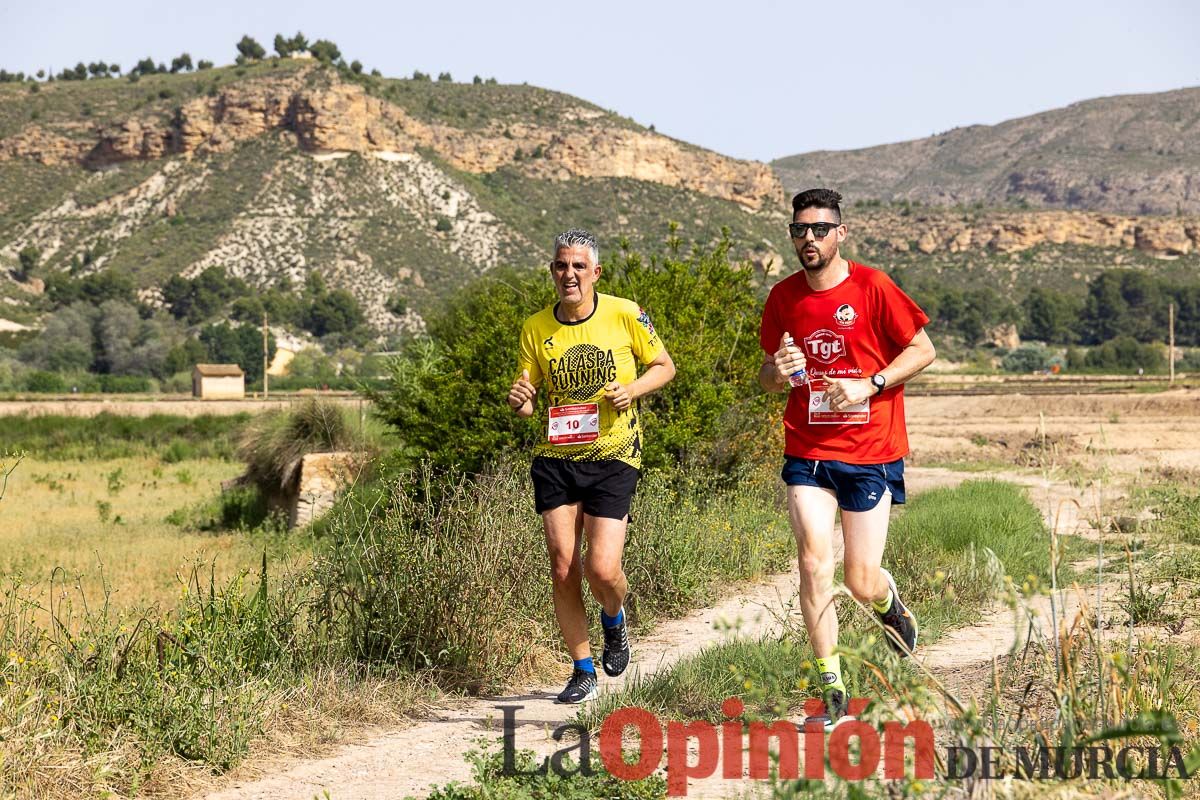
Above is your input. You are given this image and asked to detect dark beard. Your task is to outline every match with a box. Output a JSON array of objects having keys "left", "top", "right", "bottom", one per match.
[{"left": 798, "top": 249, "right": 830, "bottom": 271}]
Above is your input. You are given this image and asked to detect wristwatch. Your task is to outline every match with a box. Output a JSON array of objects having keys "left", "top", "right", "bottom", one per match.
[{"left": 870, "top": 373, "right": 887, "bottom": 395}]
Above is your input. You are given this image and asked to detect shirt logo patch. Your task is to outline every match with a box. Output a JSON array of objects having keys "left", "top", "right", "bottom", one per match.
[
  {"left": 636, "top": 307, "right": 656, "bottom": 335},
  {"left": 544, "top": 336, "right": 554, "bottom": 348},
  {"left": 803, "top": 329, "right": 847, "bottom": 364},
  {"left": 834, "top": 304, "right": 858, "bottom": 327}
]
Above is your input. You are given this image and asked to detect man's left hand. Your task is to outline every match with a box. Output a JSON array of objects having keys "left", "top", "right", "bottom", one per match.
[
  {"left": 604, "top": 382, "right": 635, "bottom": 411},
  {"left": 824, "top": 378, "right": 876, "bottom": 410}
]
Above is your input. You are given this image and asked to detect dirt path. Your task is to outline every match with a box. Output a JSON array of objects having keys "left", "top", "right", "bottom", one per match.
[{"left": 201, "top": 466, "right": 1100, "bottom": 800}]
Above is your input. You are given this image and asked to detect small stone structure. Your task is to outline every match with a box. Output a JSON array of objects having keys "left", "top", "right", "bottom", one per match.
[
  {"left": 192, "top": 364, "right": 245, "bottom": 399},
  {"left": 290, "top": 452, "right": 359, "bottom": 528},
  {"left": 224, "top": 450, "right": 361, "bottom": 529}
]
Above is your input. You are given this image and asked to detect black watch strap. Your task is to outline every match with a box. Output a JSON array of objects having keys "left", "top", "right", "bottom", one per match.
[{"left": 871, "top": 373, "right": 887, "bottom": 394}]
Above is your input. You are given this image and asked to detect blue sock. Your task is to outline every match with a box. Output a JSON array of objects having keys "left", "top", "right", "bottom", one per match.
[
  {"left": 574, "top": 657, "right": 596, "bottom": 674},
  {"left": 600, "top": 607, "right": 625, "bottom": 629}
]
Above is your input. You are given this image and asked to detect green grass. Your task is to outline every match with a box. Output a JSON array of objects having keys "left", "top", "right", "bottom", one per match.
[{"left": 0, "top": 412, "right": 248, "bottom": 460}]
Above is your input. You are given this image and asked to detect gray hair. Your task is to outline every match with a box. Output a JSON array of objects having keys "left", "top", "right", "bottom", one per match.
[{"left": 553, "top": 228, "right": 599, "bottom": 265}]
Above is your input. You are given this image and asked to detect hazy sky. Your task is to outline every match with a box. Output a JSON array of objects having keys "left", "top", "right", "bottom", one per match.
[{"left": 2, "top": 0, "right": 1197, "bottom": 162}]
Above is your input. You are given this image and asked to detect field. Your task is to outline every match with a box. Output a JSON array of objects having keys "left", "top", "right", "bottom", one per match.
[
  {"left": 1, "top": 389, "right": 1198, "bottom": 799},
  {"left": 0, "top": 456, "right": 280, "bottom": 614}
]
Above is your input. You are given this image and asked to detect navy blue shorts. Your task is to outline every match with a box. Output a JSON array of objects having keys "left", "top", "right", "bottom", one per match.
[{"left": 780, "top": 456, "right": 906, "bottom": 512}]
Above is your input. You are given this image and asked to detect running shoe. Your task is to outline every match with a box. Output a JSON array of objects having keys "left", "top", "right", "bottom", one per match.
[
  {"left": 803, "top": 685, "right": 852, "bottom": 733},
  {"left": 601, "top": 611, "right": 630, "bottom": 677},
  {"left": 876, "top": 567, "right": 918, "bottom": 657},
  {"left": 555, "top": 667, "right": 599, "bottom": 704}
]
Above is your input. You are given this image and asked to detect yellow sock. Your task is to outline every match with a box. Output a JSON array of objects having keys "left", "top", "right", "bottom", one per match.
[
  {"left": 815, "top": 655, "right": 844, "bottom": 689},
  {"left": 872, "top": 589, "right": 893, "bottom": 614}
]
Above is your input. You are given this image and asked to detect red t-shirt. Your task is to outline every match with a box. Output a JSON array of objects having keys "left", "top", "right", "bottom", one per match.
[{"left": 759, "top": 261, "right": 930, "bottom": 464}]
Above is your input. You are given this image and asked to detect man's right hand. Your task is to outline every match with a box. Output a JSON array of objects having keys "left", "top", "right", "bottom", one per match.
[
  {"left": 774, "top": 332, "right": 807, "bottom": 384},
  {"left": 507, "top": 369, "right": 537, "bottom": 412}
]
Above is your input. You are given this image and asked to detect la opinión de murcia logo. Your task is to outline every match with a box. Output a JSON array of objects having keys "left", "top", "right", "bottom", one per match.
[{"left": 495, "top": 700, "right": 1195, "bottom": 797}]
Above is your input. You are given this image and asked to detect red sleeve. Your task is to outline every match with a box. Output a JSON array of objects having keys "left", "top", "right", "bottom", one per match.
[
  {"left": 874, "top": 272, "right": 930, "bottom": 347},
  {"left": 760, "top": 285, "right": 784, "bottom": 355}
]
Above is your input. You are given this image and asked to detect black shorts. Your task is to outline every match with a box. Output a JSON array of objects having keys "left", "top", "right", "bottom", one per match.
[{"left": 530, "top": 457, "right": 640, "bottom": 520}]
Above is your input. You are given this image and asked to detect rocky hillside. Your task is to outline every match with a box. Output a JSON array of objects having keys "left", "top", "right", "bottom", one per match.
[
  {"left": 0, "top": 59, "right": 785, "bottom": 335},
  {"left": 749, "top": 205, "right": 1200, "bottom": 298},
  {"left": 773, "top": 86, "right": 1200, "bottom": 215}
]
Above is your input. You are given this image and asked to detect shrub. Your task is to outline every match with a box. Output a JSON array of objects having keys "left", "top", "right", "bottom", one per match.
[
  {"left": 1001, "top": 343, "right": 1051, "bottom": 373},
  {"left": 238, "top": 398, "right": 370, "bottom": 494},
  {"left": 370, "top": 237, "right": 768, "bottom": 474},
  {"left": 22, "top": 370, "right": 66, "bottom": 393}
]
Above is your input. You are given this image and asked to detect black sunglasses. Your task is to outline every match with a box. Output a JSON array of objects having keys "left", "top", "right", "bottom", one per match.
[{"left": 788, "top": 222, "right": 840, "bottom": 240}]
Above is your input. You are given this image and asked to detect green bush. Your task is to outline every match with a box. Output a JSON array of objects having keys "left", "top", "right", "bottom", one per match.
[
  {"left": 1001, "top": 343, "right": 1052, "bottom": 373},
  {"left": 22, "top": 370, "right": 66, "bottom": 393},
  {"left": 371, "top": 237, "right": 768, "bottom": 473},
  {"left": 98, "top": 374, "right": 153, "bottom": 393}
]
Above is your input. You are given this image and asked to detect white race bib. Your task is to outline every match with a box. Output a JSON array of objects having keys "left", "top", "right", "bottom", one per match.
[
  {"left": 807, "top": 379, "right": 869, "bottom": 425},
  {"left": 548, "top": 403, "right": 600, "bottom": 445}
]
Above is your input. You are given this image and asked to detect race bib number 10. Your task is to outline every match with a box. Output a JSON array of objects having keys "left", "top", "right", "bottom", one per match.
[{"left": 548, "top": 403, "right": 600, "bottom": 445}]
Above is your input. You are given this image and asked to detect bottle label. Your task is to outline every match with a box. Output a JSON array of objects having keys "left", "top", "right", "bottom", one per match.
[{"left": 548, "top": 403, "right": 600, "bottom": 445}]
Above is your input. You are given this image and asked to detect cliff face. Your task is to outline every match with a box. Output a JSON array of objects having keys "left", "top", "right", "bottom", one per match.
[
  {"left": 1, "top": 72, "right": 781, "bottom": 210},
  {"left": 851, "top": 208, "right": 1200, "bottom": 257}
]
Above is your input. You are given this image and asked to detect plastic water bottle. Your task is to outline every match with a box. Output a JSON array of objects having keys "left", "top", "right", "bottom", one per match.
[{"left": 783, "top": 335, "right": 808, "bottom": 387}]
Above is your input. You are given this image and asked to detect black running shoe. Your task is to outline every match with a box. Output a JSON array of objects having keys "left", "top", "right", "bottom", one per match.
[
  {"left": 803, "top": 686, "right": 852, "bottom": 733},
  {"left": 555, "top": 667, "right": 599, "bottom": 704},
  {"left": 601, "top": 611, "right": 630, "bottom": 677},
  {"left": 877, "top": 568, "right": 918, "bottom": 657}
]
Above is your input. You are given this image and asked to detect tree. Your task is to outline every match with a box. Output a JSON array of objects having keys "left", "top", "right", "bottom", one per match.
[
  {"left": 473, "top": 75, "right": 482, "bottom": 85},
  {"left": 20, "top": 305, "right": 97, "bottom": 373},
  {"left": 170, "top": 53, "right": 193, "bottom": 73},
  {"left": 309, "top": 39, "right": 340, "bottom": 63},
  {"left": 350, "top": 60, "right": 363, "bottom": 74},
  {"left": 412, "top": 70, "right": 430, "bottom": 81},
  {"left": 88, "top": 62, "right": 108, "bottom": 78},
  {"left": 108, "top": 64, "right": 119, "bottom": 75},
  {"left": 1022, "top": 287, "right": 1081, "bottom": 343},
  {"left": 273, "top": 34, "right": 294, "bottom": 57},
  {"left": 199, "top": 323, "right": 275, "bottom": 383},
  {"left": 16, "top": 245, "right": 39, "bottom": 280},
  {"left": 196, "top": 59, "right": 213, "bottom": 70},
  {"left": 163, "top": 266, "right": 248, "bottom": 324},
  {"left": 437, "top": 72, "right": 452, "bottom": 82},
  {"left": 236, "top": 35, "right": 266, "bottom": 61},
  {"left": 288, "top": 31, "right": 310, "bottom": 53},
  {"left": 305, "top": 289, "right": 366, "bottom": 337},
  {"left": 132, "top": 57, "right": 158, "bottom": 76}
]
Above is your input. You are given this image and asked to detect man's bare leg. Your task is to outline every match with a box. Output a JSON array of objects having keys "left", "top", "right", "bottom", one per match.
[
  {"left": 582, "top": 514, "right": 629, "bottom": 618},
  {"left": 543, "top": 502, "right": 589, "bottom": 659},
  {"left": 841, "top": 493, "right": 892, "bottom": 606},
  {"left": 788, "top": 485, "right": 840, "bottom": 658}
]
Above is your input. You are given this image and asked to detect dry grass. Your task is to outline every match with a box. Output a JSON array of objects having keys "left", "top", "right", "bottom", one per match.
[{"left": 0, "top": 455, "right": 292, "bottom": 615}]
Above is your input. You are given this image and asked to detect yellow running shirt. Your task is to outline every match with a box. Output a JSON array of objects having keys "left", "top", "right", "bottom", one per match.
[{"left": 518, "top": 292, "right": 664, "bottom": 469}]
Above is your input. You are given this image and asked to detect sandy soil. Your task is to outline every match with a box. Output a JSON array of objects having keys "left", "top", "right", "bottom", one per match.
[{"left": 195, "top": 390, "right": 1198, "bottom": 799}]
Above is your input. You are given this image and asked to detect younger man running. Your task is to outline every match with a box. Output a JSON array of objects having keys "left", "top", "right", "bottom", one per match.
[{"left": 759, "top": 189, "right": 936, "bottom": 728}]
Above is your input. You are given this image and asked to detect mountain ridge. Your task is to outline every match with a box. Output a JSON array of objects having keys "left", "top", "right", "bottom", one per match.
[{"left": 772, "top": 85, "right": 1200, "bottom": 214}]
